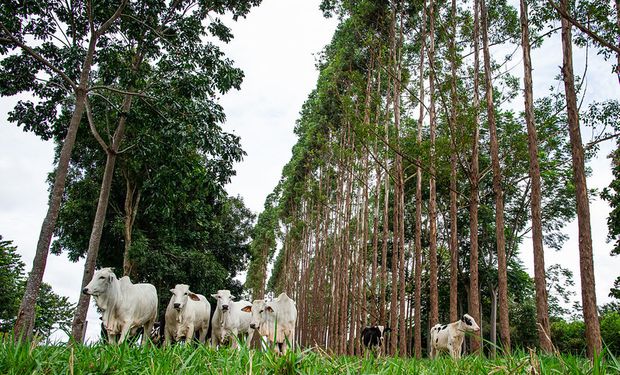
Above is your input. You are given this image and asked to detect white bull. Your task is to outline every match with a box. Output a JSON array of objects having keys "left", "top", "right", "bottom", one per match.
[
  {"left": 165, "top": 284, "right": 210, "bottom": 345},
  {"left": 244, "top": 292, "right": 297, "bottom": 354},
  {"left": 83, "top": 268, "right": 157, "bottom": 345},
  {"left": 210, "top": 289, "right": 254, "bottom": 349},
  {"left": 430, "top": 313, "right": 480, "bottom": 359}
]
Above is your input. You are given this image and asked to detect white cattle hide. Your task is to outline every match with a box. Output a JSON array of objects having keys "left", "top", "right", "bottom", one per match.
[
  {"left": 83, "top": 268, "right": 157, "bottom": 345},
  {"left": 430, "top": 314, "right": 480, "bottom": 359},
  {"left": 165, "top": 284, "right": 211, "bottom": 345},
  {"left": 210, "top": 289, "right": 254, "bottom": 349},
  {"left": 243, "top": 292, "right": 297, "bottom": 354}
]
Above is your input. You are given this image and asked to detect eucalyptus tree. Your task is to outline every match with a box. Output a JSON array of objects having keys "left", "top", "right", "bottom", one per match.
[
  {"left": 519, "top": 0, "right": 553, "bottom": 353},
  {"left": 558, "top": 0, "right": 602, "bottom": 358},
  {"left": 0, "top": 0, "right": 128, "bottom": 340}
]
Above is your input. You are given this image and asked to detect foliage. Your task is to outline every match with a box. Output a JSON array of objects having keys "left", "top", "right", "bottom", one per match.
[{"left": 0, "top": 236, "right": 74, "bottom": 339}]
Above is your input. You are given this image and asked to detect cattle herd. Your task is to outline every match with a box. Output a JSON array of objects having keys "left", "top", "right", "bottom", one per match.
[{"left": 83, "top": 268, "right": 479, "bottom": 359}]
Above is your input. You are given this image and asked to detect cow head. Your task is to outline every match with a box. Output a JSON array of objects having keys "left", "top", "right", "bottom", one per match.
[
  {"left": 170, "top": 284, "right": 200, "bottom": 311},
  {"left": 377, "top": 325, "right": 391, "bottom": 345},
  {"left": 242, "top": 299, "right": 265, "bottom": 330},
  {"left": 83, "top": 268, "right": 116, "bottom": 296},
  {"left": 461, "top": 314, "right": 480, "bottom": 332},
  {"left": 211, "top": 289, "right": 234, "bottom": 312}
]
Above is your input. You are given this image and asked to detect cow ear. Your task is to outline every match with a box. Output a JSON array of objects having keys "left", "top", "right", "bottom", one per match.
[
  {"left": 170, "top": 289, "right": 175, "bottom": 294},
  {"left": 265, "top": 306, "right": 274, "bottom": 313},
  {"left": 211, "top": 293, "right": 217, "bottom": 298},
  {"left": 188, "top": 293, "right": 200, "bottom": 301},
  {"left": 241, "top": 306, "right": 252, "bottom": 313}
]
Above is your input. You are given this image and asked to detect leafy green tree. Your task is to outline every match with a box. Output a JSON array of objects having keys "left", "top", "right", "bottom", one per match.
[
  {"left": 0, "top": 236, "right": 74, "bottom": 339},
  {"left": 0, "top": 237, "right": 25, "bottom": 329},
  {"left": 1, "top": 0, "right": 128, "bottom": 340}
]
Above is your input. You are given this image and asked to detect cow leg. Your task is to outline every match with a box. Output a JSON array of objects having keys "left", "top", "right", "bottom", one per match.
[
  {"left": 198, "top": 327, "right": 208, "bottom": 344},
  {"left": 231, "top": 329, "right": 239, "bottom": 349},
  {"left": 118, "top": 321, "right": 132, "bottom": 344},
  {"left": 246, "top": 328, "right": 254, "bottom": 348},
  {"left": 142, "top": 320, "right": 155, "bottom": 346}
]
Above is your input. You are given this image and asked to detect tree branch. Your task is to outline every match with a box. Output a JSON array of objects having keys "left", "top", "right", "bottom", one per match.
[
  {"left": 547, "top": 0, "right": 620, "bottom": 55},
  {"left": 88, "top": 85, "right": 151, "bottom": 99},
  {"left": 95, "top": 0, "right": 128, "bottom": 37},
  {"left": 85, "top": 98, "right": 110, "bottom": 152},
  {"left": 0, "top": 24, "right": 77, "bottom": 91}
]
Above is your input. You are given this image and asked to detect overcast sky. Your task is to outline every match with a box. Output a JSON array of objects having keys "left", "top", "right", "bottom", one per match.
[{"left": 0, "top": 0, "right": 618, "bottom": 343}]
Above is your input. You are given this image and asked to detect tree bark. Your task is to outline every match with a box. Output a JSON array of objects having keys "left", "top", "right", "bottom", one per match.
[
  {"left": 122, "top": 176, "right": 141, "bottom": 277},
  {"left": 469, "top": 0, "right": 482, "bottom": 353},
  {"left": 520, "top": 0, "right": 554, "bottom": 353},
  {"left": 414, "top": 2, "right": 426, "bottom": 358},
  {"left": 449, "top": 0, "right": 460, "bottom": 324},
  {"left": 427, "top": 0, "right": 439, "bottom": 331},
  {"left": 560, "top": 0, "right": 602, "bottom": 359},
  {"left": 480, "top": 0, "right": 511, "bottom": 352}
]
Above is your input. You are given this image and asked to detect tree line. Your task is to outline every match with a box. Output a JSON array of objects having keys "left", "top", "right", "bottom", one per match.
[{"left": 245, "top": 0, "right": 620, "bottom": 359}]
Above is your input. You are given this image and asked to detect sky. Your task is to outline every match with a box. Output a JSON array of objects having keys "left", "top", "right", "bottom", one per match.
[{"left": 0, "top": 0, "right": 618, "bottom": 343}]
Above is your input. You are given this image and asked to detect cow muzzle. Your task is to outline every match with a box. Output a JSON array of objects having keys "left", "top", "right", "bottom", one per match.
[
  {"left": 174, "top": 303, "right": 181, "bottom": 310},
  {"left": 222, "top": 305, "right": 229, "bottom": 311},
  {"left": 250, "top": 323, "right": 257, "bottom": 329},
  {"left": 82, "top": 288, "right": 90, "bottom": 295}
]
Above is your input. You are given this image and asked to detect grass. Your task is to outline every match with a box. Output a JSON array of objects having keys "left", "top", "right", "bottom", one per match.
[{"left": 1, "top": 337, "right": 619, "bottom": 374}]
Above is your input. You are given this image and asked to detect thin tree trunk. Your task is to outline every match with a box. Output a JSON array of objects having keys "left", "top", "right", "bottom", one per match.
[
  {"left": 12, "top": 3, "right": 126, "bottom": 341},
  {"left": 414, "top": 2, "right": 426, "bottom": 358},
  {"left": 480, "top": 0, "right": 511, "bottom": 352},
  {"left": 490, "top": 287, "right": 498, "bottom": 357},
  {"left": 122, "top": 176, "right": 141, "bottom": 277},
  {"left": 448, "top": 0, "right": 460, "bottom": 324},
  {"left": 71, "top": 92, "right": 134, "bottom": 342},
  {"left": 520, "top": 0, "right": 554, "bottom": 353},
  {"left": 469, "top": 0, "right": 482, "bottom": 353},
  {"left": 560, "top": 0, "right": 602, "bottom": 359},
  {"left": 427, "top": 0, "right": 439, "bottom": 331}
]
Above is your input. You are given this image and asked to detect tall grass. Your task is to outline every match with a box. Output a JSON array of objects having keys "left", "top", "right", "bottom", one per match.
[{"left": 1, "top": 336, "right": 617, "bottom": 374}]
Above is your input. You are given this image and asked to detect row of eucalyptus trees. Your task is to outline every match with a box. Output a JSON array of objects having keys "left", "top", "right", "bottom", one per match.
[{"left": 247, "top": 0, "right": 619, "bottom": 359}]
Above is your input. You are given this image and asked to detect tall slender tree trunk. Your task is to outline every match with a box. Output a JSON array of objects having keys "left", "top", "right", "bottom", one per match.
[
  {"left": 414, "top": 3, "right": 426, "bottom": 358},
  {"left": 122, "top": 176, "right": 141, "bottom": 277},
  {"left": 427, "top": 0, "right": 439, "bottom": 331},
  {"left": 394, "top": 3, "right": 407, "bottom": 357},
  {"left": 72, "top": 92, "right": 134, "bottom": 342},
  {"left": 520, "top": 0, "right": 553, "bottom": 353},
  {"left": 12, "top": 4, "right": 127, "bottom": 341},
  {"left": 448, "top": 0, "right": 460, "bottom": 324},
  {"left": 560, "top": 0, "right": 602, "bottom": 359},
  {"left": 490, "top": 287, "right": 498, "bottom": 357},
  {"left": 469, "top": 0, "right": 482, "bottom": 353},
  {"left": 480, "top": 0, "right": 510, "bottom": 352},
  {"left": 13, "top": 33, "right": 101, "bottom": 341}
]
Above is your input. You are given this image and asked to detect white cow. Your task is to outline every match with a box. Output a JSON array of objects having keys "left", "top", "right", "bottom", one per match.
[
  {"left": 210, "top": 289, "right": 254, "bottom": 348},
  {"left": 243, "top": 292, "right": 297, "bottom": 354},
  {"left": 430, "top": 313, "right": 480, "bottom": 359},
  {"left": 83, "top": 268, "right": 158, "bottom": 345},
  {"left": 165, "top": 284, "right": 211, "bottom": 345}
]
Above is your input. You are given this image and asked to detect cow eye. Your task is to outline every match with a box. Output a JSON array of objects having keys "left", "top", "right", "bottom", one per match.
[
  {"left": 259, "top": 310, "right": 263, "bottom": 313},
  {"left": 184, "top": 292, "right": 188, "bottom": 295},
  {"left": 99, "top": 276, "right": 105, "bottom": 280}
]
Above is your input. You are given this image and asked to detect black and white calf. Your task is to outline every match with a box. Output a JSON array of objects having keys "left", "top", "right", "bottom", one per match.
[
  {"left": 361, "top": 325, "right": 391, "bottom": 356},
  {"left": 430, "top": 314, "right": 480, "bottom": 359}
]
